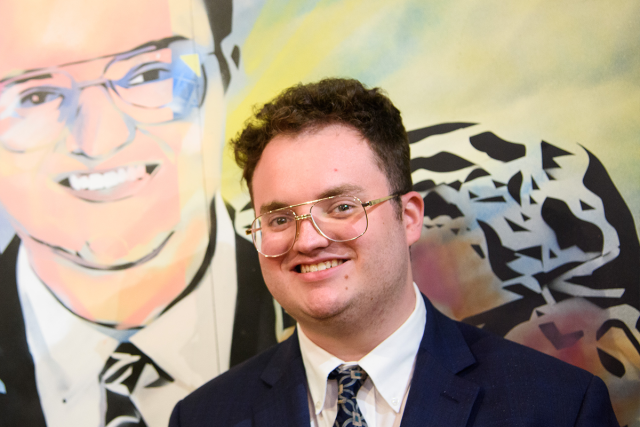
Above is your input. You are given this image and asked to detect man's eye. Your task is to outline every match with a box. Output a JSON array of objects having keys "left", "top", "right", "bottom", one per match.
[
  {"left": 127, "top": 65, "right": 171, "bottom": 86},
  {"left": 330, "top": 203, "right": 356, "bottom": 215},
  {"left": 19, "top": 90, "right": 63, "bottom": 108},
  {"left": 268, "top": 216, "right": 291, "bottom": 228}
]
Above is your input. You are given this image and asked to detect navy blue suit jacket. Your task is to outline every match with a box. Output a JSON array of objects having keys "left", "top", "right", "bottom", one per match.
[{"left": 170, "top": 294, "right": 619, "bottom": 427}]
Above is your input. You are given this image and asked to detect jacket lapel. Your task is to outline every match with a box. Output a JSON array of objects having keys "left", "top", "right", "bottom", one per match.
[
  {"left": 252, "top": 331, "right": 310, "bottom": 427},
  {"left": 0, "top": 236, "right": 47, "bottom": 426},
  {"left": 249, "top": 295, "right": 480, "bottom": 427},
  {"left": 400, "top": 295, "right": 480, "bottom": 427}
]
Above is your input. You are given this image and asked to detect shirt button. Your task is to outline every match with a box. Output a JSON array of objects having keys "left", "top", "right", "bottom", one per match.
[
  {"left": 391, "top": 397, "right": 399, "bottom": 406},
  {"left": 315, "top": 401, "right": 321, "bottom": 410}
]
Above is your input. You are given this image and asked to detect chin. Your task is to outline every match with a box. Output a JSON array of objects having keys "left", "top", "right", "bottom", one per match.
[{"left": 300, "top": 295, "right": 351, "bottom": 323}]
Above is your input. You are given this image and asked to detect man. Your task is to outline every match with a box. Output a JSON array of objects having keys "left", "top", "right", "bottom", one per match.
[
  {"left": 0, "top": 0, "right": 277, "bottom": 425},
  {"left": 170, "top": 78, "right": 620, "bottom": 426}
]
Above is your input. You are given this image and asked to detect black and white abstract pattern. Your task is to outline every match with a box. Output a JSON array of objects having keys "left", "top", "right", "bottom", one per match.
[{"left": 409, "top": 122, "right": 639, "bottom": 425}]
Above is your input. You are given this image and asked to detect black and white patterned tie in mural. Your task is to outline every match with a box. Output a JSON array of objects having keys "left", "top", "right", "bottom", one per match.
[
  {"left": 99, "top": 342, "right": 173, "bottom": 427},
  {"left": 329, "top": 365, "right": 368, "bottom": 427}
]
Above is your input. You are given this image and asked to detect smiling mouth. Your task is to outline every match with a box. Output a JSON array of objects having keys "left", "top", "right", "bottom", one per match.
[
  {"left": 58, "top": 164, "right": 159, "bottom": 202},
  {"left": 296, "top": 259, "right": 345, "bottom": 273}
]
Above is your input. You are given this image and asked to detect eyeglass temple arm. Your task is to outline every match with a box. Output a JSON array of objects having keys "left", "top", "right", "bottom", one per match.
[
  {"left": 362, "top": 193, "right": 399, "bottom": 208},
  {"left": 245, "top": 227, "right": 262, "bottom": 236}
]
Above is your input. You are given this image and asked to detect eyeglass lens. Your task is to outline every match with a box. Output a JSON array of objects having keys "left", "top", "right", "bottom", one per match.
[{"left": 252, "top": 196, "right": 368, "bottom": 256}]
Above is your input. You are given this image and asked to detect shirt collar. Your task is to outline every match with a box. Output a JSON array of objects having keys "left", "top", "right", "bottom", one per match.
[{"left": 298, "top": 283, "right": 426, "bottom": 414}]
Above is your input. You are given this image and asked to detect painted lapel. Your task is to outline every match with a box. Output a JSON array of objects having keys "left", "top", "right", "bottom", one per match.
[
  {"left": 400, "top": 295, "right": 480, "bottom": 427},
  {"left": 252, "top": 331, "right": 311, "bottom": 427},
  {"left": 0, "top": 236, "right": 47, "bottom": 426}
]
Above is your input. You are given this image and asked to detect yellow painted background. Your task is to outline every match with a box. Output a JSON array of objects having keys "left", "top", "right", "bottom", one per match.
[{"left": 223, "top": 0, "right": 639, "bottom": 235}]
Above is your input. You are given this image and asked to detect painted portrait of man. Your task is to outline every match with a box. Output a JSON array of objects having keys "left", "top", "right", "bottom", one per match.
[{"left": 0, "top": 0, "right": 278, "bottom": 425}]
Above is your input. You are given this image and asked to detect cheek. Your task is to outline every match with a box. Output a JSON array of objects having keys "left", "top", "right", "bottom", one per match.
[
  {"left": 141, "top": 120, "right": 194, "bottom": 153},
  {"left": 0, "top": 149, "right": 54, "bottom": 229},
  {"left": 259, "top": 257, "right": 287, "bottom": 296},
  {"left": 146, "top": 121, "right": 205, "bottom": 196},
  {"left": 258, "top": 256, "right": 278, "bottom": 281},
  {"left": 359, "top": 223, "right": 409, "bottom": 276}
]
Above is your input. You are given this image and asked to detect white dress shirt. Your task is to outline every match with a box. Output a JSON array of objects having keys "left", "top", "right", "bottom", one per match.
[
  {"left": 17, "top": 194, "right": 238, "bottom": 427},
  {"left": 298, "top": 283, "right": 426, "bottom": 427}
]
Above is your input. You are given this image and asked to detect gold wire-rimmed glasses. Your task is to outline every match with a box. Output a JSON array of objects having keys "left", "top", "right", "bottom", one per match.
[{"left": 246, "top": 194, "right": 399, "bottom": 257}]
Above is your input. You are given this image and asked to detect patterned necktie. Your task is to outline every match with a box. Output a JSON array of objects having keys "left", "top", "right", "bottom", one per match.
[
  {"left": 99, "top": 342, "right": 173, "bottom": 427},
  {"left": 329, "top": 365, "right": 369, "bottom": 427}
]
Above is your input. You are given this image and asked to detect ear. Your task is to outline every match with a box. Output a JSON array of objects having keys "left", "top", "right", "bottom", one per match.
[{"left": 401, "top": 191, "right": 424, "bottom": 246}]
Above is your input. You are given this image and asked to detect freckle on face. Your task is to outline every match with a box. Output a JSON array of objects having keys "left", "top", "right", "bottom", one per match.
[{"left": 345, "top": 275, "right": 349, "bottom": 279}]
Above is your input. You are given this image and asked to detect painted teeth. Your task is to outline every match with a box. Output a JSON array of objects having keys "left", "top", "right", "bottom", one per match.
[
  {"left": 68, "top": 165, "right": 146, "bottom": 191},
  {"left": 300, "top": 259, "right": 344, "bottom": 273}
]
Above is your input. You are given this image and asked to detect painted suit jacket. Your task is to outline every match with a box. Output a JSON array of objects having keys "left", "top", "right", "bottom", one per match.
[
  {"left": 0, "top": 203, "right": 280, "bottom": 426},
  {"left": 169, "top": 294, "right": 620, "bottom": 427}
]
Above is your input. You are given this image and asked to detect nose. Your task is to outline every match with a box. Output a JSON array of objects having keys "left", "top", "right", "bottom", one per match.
[
  {"left": 66, "top": 85, "right": 135, "bottom": 159},
  {"left": 293, "top": 215, "right": 330, "bottom": 254}
]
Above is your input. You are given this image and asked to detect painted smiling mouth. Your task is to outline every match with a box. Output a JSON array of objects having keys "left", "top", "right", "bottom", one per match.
[
  {"left": 296, "top": 259, "right": 345, "bottom": 273},
  {"left": 58, "top": 164, "right": 158, "bottom": 191},
  {"left": 56, "top": 164, "right": 160, "bottom": 203}
]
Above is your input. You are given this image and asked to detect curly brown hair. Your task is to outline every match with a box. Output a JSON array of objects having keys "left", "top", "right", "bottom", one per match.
[{"left": 230, "top": 78, "right": 412, "bottom": 201}]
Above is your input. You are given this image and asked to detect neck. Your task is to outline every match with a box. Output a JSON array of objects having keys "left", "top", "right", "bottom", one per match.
[{"left": 299, "top": 283, "right": 417, "bottom": 361}]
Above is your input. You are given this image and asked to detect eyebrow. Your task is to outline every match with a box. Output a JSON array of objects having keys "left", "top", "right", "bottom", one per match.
[
  {"left": 259, "top": 201, "right": 290, "bottom": 214},
  {"left": 0, "top": 35, "right": 187, "bottom": 85},
  {"left": 11, "top": 73, "right": 53, "bottom": 86},
  {"left": 258, "top": 184, "right": 366, "bottom": 214}
]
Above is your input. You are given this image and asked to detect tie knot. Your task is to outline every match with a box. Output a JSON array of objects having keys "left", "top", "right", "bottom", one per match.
[
  {"left": 329, "top": 365, "right": 368, "bottom": 394},
  {"left": 329, "top": 365, "right": 369, "bottom": 427},
  {"left": 100, "top": 342, "right": 173, "bottom": 393},
  {"left": 99, "top": 342, "right": 174, "bottom": 427}
]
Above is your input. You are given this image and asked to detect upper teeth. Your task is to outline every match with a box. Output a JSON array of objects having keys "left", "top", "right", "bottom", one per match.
[
  {"left": 300, "top": 259, "right": 344, "bottom": 273},
  {"left": 68, "top": 165, "right": 146, "bottom": 191}
]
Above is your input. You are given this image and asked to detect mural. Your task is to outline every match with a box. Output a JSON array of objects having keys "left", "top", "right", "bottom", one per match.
[
  {"left": 0, "top": 0, "right": 277, "bottom": 425},
  {"left": 0, "top": 0, "right": 638, "bottom": 426}
]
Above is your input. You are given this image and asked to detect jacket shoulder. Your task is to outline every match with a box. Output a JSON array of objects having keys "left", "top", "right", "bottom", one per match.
[
  {"left": 457, "top": 319, "right": 593, "bottom": 382},
  {"left": 452, "top": 320, "right": 618, "bottom": 425}
]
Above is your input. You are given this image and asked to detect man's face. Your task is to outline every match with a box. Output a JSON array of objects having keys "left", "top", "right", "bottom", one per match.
[
  {"left": 251, "top": 124, "right": 422, "bottom": 331},
  {"left": 0, "top": 0, "right": 225, "bottom": 327}
]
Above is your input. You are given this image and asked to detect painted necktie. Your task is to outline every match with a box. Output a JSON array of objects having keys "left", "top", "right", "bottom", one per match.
[
  {"left": 329, "top": 365, "right": 369, "bottom": 427},
  {"left": 99, "top": 342, "right": 173, "bottom": 427}
]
